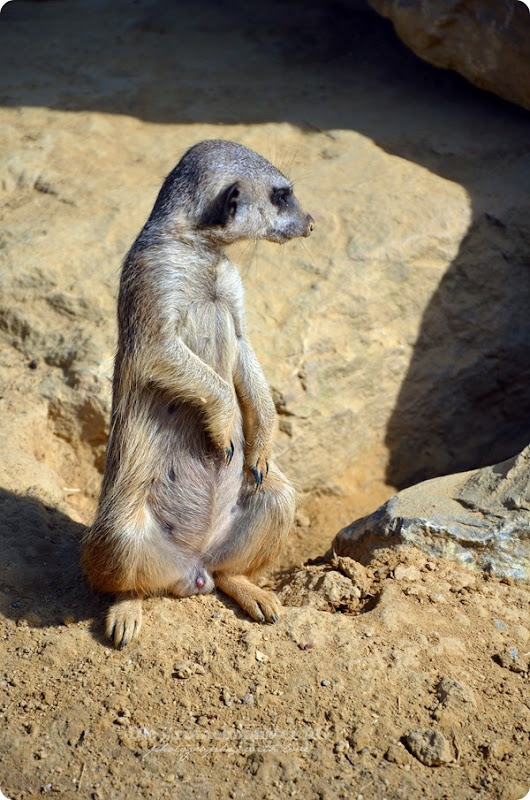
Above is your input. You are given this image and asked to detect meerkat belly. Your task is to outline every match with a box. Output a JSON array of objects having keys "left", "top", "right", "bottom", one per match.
[
  {"left": 148, "top": 299, "right": 242, "bottom": 548},
  {"left": 146, "top": 402, "right": 243, "bottom": 540}
]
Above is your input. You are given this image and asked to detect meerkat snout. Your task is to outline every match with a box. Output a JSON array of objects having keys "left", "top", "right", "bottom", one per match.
[{"left": 304, "top": 214, "right": 315, "bottom": 236}]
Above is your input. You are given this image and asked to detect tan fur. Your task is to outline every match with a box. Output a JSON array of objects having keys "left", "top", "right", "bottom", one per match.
[{"left": 81, "top": 140, "right": 314, "bottom": 647}]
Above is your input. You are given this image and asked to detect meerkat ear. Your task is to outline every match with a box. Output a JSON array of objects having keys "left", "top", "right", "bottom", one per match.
[{"left": 199, "top": 182, "right": 240, "bottom": 228}]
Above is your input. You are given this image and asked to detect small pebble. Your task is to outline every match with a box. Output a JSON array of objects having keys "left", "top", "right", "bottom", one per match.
[
  {"left": 404, "top": 727, "right": 453, "bottom": 766},
  {"left": 173, "top": 661, "right": 205, "bottom": 679},
  {"left": 493, "top": 619, "right": 507, "bottom": 632},
  {"left": 436, "top": 676, "right": 475, "bottom": 708},
  {"left": 385, "top": 743, "right": 409, "bottom": 765},
  {"left": 496, "top": 645, "right": 529, "bottom": 674},
  {"left": 330, "top": 556, "right": 370, "bottom": 596},
  {"left": 487, "top": 738, "right": 514, "bottom": 760},
  {"left": 321, "top": 679, "right": 330, "bottom": 687},
  {"left": 394, "top": 565, "right": 420, "bottom": 582}
]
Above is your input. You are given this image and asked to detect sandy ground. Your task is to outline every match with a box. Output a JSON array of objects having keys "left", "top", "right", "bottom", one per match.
[{"left": 0, "top": 1, "right": 529, "bottom": 798}]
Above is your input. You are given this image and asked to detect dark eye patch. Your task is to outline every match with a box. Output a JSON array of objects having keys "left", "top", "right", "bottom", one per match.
[{"left": 271, "top": 186, "right": 292, "bottom": 209}]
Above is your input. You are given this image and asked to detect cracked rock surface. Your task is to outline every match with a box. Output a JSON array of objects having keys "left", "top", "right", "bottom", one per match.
[{"left": 334, "top": 447, "right": 530, "bottom": 582}]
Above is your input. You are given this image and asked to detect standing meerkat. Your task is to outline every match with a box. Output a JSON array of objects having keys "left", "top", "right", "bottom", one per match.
[{"left": 81, "top": 139, "right": 314, "bottom": 647}]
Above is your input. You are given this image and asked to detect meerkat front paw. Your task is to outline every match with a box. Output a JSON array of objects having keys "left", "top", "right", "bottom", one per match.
[
  {"left": 249, "top": 458, "right": 269, "bottom": 489},
  {"left": 209, "top": 429, "right": 237, "bottom": 465},
  {"left": 245, "top": 447, "right": 271, "bottom": 489},
  {"left": 106, "top": 594, "right": 143, "bottom": 648},
  {"left": 225, "top": 439, "right": 235, "bottom": 465},
  {"left": 207, "top": 391, "right": 238, "bottom": 464},
  {"left": 208, "top": 425, "right": 236, "bottom": 461}
]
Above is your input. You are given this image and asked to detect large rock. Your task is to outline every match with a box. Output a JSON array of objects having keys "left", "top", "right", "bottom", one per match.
[
  {"left": 367, "top": 0, "right": 530, "bottom": 111},
  {"left": 1, "top": 0, "right": 530, "bottom": 516},
  {"left": 333, "top": 446, "right": 530, "bottom": 582}
]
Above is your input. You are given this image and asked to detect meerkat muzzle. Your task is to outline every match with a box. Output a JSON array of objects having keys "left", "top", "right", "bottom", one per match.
[{"left": 304, "top": 214, "right": 315, "bottom": 236}]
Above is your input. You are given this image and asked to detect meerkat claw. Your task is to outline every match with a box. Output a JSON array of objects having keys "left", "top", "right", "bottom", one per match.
[
  {"left": 251, "top": 465, "right": 264, "bottom": 489},
  {"left": 225, "top": 440, "right": 235, "bottom": 465}
]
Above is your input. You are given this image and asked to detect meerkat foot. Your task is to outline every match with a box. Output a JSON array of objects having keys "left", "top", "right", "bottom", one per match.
[
  {"left": 106, "top": 594, "right": 143, "bottom": 648},
  {"left": 214, "top": 573, "right": 281, "bottom": 623}
]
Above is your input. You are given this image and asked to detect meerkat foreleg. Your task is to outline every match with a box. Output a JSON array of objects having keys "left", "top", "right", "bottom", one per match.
[
  {"left": 136, "top": 337, "right": 238, "bottom": 459},
  {"left": 234, "top": 337, "right": 277, "bottom": 485}
]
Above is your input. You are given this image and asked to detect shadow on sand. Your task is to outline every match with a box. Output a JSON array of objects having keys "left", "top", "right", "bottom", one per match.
[{"left": 0, "top": 488, "right": 106, "bottom": 630}]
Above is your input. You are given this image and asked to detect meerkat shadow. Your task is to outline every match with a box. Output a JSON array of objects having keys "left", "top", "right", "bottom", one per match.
[{"left": 0, "top": 488, "right": 104, "bottom": 630}]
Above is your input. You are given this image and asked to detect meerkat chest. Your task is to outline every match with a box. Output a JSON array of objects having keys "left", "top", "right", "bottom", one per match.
[
  {"left": 209, "top": 260, "right": 242, "bottom": 310},
  {"left": 180, "top": 260, "right": 243, "bottom": 373}
]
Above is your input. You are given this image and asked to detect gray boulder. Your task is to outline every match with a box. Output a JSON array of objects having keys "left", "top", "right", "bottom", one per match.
[
  {"left": 367, "top": 0, "right": 530, "bottom": 111},
  {"left": 333, "top": 446, "right": 530, "bottom": 582}
]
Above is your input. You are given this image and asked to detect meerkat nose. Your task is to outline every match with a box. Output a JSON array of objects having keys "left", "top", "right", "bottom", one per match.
[
  {"left": 304, "top": 214, "right": 315, "bottom": 236},
  {"left": 196, "top": 575, "right": 205, "bottom": 589}
]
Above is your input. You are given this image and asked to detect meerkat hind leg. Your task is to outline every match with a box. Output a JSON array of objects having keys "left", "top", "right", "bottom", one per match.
[
  {"left": 106, "top": 592, "right": 143, "bottom": 648},
  {"left": 214, "top": 573, "right": 280, "bottom": 623},
  {"left": 212, "top": 465, "right": 295, "bottom": 623}
]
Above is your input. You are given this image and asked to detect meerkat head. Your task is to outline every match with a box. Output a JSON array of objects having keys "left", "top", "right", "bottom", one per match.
[{"left": 150, "top": 140, "right": 314, "bottom": 245}]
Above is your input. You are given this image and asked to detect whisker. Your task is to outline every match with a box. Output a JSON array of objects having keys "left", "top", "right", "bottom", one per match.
[
  {"left": 297, "top": 238, "right": 318, "bottom": 268},
  {"left": 242, "top": 238, "right": 259, "bottom": 279},
  {"left": 234, "top": 239, "right": 255, "bottom": 263},
  {"left": 284, "top": 142, "right": 301, "bottom": 182}
]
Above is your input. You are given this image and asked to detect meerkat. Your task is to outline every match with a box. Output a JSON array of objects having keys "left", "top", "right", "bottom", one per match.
[{"left": 81, "top": 139, "right": 314, "bottom": 647}]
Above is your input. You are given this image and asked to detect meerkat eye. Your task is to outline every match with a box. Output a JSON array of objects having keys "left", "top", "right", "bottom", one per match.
[{"left": 271, "top": 186, "right": 292, "bottom": 210}]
